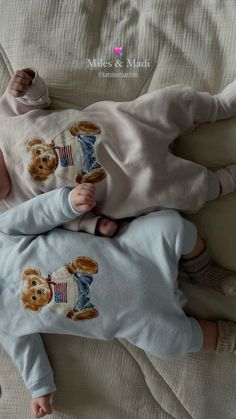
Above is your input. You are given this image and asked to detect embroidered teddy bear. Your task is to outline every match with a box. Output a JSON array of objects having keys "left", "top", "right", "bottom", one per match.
[
  {"left": 20, "top": 256, "right": 99, "bottom": 321},
  {"left": 26, "top": 121, "right": 106, "bottom": 184},
  {"left": 26, "top": 138, "right": 58, "bottom": 181}
]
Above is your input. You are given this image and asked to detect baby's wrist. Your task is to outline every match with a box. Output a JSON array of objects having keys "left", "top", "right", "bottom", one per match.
[
  {"left": 31, "top": 392, "right": 52, "bottom": 399},
  {"left": 68, "top": 190, "right": 81, "bottom": 215}
]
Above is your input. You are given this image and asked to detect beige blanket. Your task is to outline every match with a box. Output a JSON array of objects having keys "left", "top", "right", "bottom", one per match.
[{"left": 1, "top": 1, "right": 236, "bottom": 418}]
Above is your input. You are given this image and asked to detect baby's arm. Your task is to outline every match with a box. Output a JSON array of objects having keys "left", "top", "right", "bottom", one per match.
[
  {"left": 0, "top": 67, "right": 50, "bottom": 118},
  {"left": 0, "top": 333, "right": 56, "bottom": 416},
  {"left": 0, "top": 185, "right": 117, "bottom": 237},
  {"left": 0, "top": 187, "right": 83, "bottom": 235}
]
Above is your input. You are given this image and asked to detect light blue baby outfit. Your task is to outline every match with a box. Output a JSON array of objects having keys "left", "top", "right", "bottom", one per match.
[{"left": 0, "top": 188, "right": 203, "bottom": 398}]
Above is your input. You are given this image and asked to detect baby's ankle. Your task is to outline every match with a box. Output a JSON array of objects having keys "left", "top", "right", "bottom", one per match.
[
  {"left": 96, "top": 218, "right": 118, "bottom": 237},
  {"left": 197, "top": 319, "right": 218, "bottom": 350}
]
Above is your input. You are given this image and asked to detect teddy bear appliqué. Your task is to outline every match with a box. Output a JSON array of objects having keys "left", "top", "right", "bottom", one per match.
[
  {"left": 20, "top": 256, "right": 99, "bottom": 321},
  {"left": 25, "top": 121, "right": 106, "bottom": 184}
]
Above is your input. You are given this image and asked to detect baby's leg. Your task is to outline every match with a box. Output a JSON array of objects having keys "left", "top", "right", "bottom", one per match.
[
  {"left": 189, "top": 80, "right": 236, "bottom": 199},
  {"left": 121, "top": 81, "right": 236, "bottom": 142},
  {"left": 197, "top": 318, "right": 236, "bottom": 354},
  {"left": 179, "top": 220, "right": 236, "bottom": 295},
  {"left": 180, "top": 241, "right": 236, "bottom": 295},
  {"left": 191, "top": 78, "right": 236, "bottom": 125}
]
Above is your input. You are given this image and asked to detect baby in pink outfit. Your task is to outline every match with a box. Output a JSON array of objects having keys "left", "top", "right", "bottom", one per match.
[
  {"left": 0, "top": 68, "right": 117, "bottom": 236},
  {"left": 1, "top": 67, "right": 236, "bottom": 235}
]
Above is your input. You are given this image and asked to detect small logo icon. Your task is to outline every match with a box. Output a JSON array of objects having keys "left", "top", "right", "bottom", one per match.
[{"left": 113, "top": 46, "right": 124, "bottom": 57}]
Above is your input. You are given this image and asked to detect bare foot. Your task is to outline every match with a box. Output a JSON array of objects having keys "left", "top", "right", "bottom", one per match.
[{"left": 96, "top": 217, "right": 118, "bottom": 237}]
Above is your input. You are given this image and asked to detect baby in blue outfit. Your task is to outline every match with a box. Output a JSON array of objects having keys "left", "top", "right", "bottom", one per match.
[{"left": 0, "top": 185, "right": 236, "bottom": 418}]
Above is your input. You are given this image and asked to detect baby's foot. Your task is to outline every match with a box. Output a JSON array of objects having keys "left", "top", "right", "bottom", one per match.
[
  {"left": 96, "top": 217, "right": 118, "bottom": 237},
  {"left": 216, "top": 320, "right": 236, "bottom": 354},
  {"left": 179, "top": 246, "right": 236, "bottom": 296},
  {"left": 216, "top": 79, "right": 236, "bottom": 117},
  {"left": 214, "top": 165, "right": 236, "bottom": 196}
]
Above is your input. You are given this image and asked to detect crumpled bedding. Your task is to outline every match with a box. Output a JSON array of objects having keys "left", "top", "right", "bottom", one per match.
[{"left": 1, "top": 1, "right": 236, "bottom": 418}]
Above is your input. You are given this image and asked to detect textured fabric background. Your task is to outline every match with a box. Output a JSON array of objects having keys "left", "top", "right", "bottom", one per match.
[{"left": 1, "top": 1, "right": 236, "bottom": 418}]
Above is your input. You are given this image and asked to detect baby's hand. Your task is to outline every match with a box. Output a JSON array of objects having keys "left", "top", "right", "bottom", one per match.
[
  {"left": 70, "top": 183, "right": 96, "bottom": 213},
  {"left": 8, "top": 68, "right": 35, "bottom": 97},
  {"left": 31, "top": 393, "right": 53, "bottom": 418}
]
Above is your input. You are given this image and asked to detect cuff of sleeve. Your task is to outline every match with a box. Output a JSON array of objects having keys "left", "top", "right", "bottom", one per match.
[
  {"left": 68, "top": 189, "right": 84, "bottom": 215},
  {"left": 63, "top": 213, "right": 101, "bottom": 233},
  {"left": 30, "top": 370, "right": 57, "bottom": 399},
  {"left": 188, "top": 318, "right": 204, "bottom": 353},
  {"left": 17, "top": 68, "right": 51, "bottom": 106},
  {"left": 181, "top": 218, "right": 198, "bottom": 255},
  {"left": 213, "top": 79, "right": 236, "bottom": 118},
  {"left": 60, "top": 188, "right": 83, "bottom": 220},
  {"left": 79, "top": 212, "right": 101, "bottom": 234},
  {"left": 67, "top": 190, "right": 101, "bottom": 234}
]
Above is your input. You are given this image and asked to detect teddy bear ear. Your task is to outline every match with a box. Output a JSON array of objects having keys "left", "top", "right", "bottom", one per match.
[
  {"left": 26, "top": 138, "right": 45, "bottom": 149},
  {"left": 67, "top": 256, "right": 98, "bottom": 275},
  {"left": 23, "top": 268, "right": 41, "bottom": 278}
]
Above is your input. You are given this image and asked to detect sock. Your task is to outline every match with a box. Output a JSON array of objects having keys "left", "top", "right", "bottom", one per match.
[
  {"left": 216, "top": 320, "right": 236, "bottom": 354},
  {"left": 179, "top": 246, "right": 236, "bottom": 295},
  {"left": 214, "top": 78, "right": 236, "bottom": 119},
  {"left": 210, "top": 79, "right": 236, "bottom": 196},
  {"left": 214, "top": 165, "right": 236, "bottom": 196}
]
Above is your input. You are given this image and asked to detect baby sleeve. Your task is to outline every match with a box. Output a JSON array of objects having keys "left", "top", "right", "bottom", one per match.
[
  {"left": 0, "top": 68, "right": 50, "bottom": 117},
  {"left": 0, "top": 188, "right": 81, "bottom": 235},
  {"left": 0, "top": 333, "right": 56, "bottom": 398}
]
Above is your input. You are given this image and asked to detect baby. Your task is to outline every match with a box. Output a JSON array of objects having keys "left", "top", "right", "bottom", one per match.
[
  {"left": 0, "top": 186, "right": 236, "bottom": 417},
  {"left": 1, "top": 68, "right": 236, "bottom": 236}
]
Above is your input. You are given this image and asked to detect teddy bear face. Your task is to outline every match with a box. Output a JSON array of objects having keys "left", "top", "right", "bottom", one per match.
[
  {"left": 26, "top": 139, "right": 58, "bottom": 181},
  {"left": 21, "top": 270, "right": 51, "bottom": 311},
  {"left": 20, "top": 258, "right": 99, "bottom": 321}
]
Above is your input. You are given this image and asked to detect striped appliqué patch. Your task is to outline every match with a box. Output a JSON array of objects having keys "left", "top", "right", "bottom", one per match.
[
  {"left": 54, "top": 283, "right": 68, "bottom": 303},
  {"left": 58, "top": 145, "right": 74, "bottom": 167}
]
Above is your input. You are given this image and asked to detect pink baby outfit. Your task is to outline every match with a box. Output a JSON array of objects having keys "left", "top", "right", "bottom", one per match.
[{"left": 0, "top": 69, "right": 236, "bottom": 233}]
